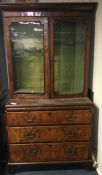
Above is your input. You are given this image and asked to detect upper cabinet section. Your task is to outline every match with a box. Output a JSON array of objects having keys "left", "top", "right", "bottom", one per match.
[{"left": 0, "top": 3, "right": 97, "bottom": 99}]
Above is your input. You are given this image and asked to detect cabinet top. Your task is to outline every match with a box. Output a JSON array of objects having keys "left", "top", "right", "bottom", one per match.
[
  {"left": 6, "top": 97, "right": 93, "bottom": 109},
  {"left": 0, "top": 3, "right": 98, "bottom": 12}
]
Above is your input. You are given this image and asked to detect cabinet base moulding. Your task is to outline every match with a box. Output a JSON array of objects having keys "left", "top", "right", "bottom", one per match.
[{"left": 7, "top": 160, "right": 94, "bottom": 174}]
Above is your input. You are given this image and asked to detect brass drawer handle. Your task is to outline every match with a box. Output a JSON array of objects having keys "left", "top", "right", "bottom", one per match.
[
  {"left": 62, "top": 129, "right": 79, "bottom": 137},
  {"left": 25, "top": 148, "right": 38, "bottom": 157},
  {"left": 64, "top": 148, "right": 77, "bottom": 156},
  {"left": 65, "top": 112, "right": 76, "bottom": 121},
  {"left": 24, "top": 112, "right": 37, "bottom": 123},
  {"left": 23, "top": 130, "right": 40, "bottom": 138}
]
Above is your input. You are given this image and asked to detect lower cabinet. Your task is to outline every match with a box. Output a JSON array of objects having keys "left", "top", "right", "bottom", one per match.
[{"left": 6, "top": 98, "right": 94, "bottom": 173}]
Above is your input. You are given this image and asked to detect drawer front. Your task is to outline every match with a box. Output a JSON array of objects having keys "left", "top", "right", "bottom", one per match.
[
  {"left": 8, "top": 125, "right": 91, "bottom": 143},
  {"left": 9, "top": 142, "right": 90, "bottom": 163},
  {"left": 7, "top": 109, "right": 92, "bottom": 126}
]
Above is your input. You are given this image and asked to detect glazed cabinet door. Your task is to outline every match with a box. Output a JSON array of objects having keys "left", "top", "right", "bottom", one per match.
[
  {"left": 50, "top": 17, "right": 91, "bottom": 98},
  {"left": 3, "top": 17, "right": 49, "bottom": 99}
]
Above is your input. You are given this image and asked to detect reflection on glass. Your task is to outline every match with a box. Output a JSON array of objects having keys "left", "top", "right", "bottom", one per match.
[
  {"left": 10, "top": 21, "right": 44, "bottom": 93},
  {"left": 54, "top": 21, "right": 86, "bottom": 94}
]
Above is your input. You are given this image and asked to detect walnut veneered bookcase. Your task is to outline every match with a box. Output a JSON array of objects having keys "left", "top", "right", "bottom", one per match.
[{"left": 0, "top": 2, "right": 97, "bottom": 174}]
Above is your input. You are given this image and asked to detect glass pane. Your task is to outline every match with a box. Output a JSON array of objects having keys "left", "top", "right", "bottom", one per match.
[
  {"left": 10, "top": 21, "right": 44, "bottom": 93},
  {"left": 54, "top": 21, "right": 86, "bottom": 95}
]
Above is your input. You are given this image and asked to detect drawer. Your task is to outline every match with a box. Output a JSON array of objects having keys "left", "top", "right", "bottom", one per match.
[
  {"left": 7, "top": 109, "right": 92, "bottom": 126},
  {"left": 8, "top": 125, "right": 91, "bottom": 143},
  {"left": 9, "top": 142, "right": 90, "bottom": 163}
]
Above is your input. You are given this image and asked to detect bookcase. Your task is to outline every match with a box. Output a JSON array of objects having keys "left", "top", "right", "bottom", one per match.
[{"left": 0, "top": 2, "right": 97, "bottom": 173}]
